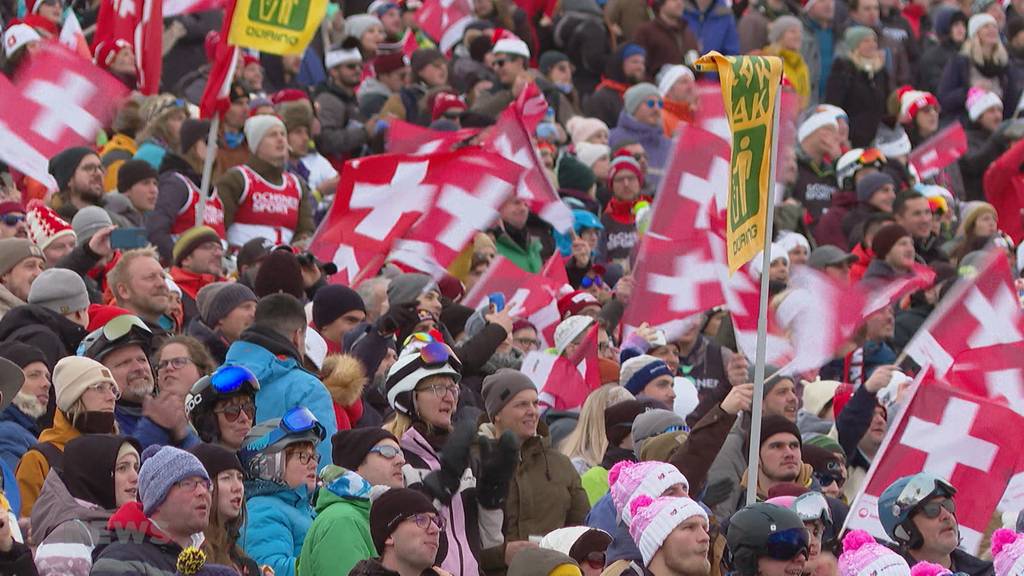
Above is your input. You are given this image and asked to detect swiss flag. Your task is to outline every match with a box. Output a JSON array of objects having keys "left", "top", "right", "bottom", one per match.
[
  {"left": 948, "top": 343, "right": 1024, "bottom": 416},
  {"left": 903, "top": 250, "right": 1024, "bottom": 376},
  {"left": 0, "top": 43, "right": 126, "bottom": 190},
  {"left": 386, "top": 120, "right": 480, "bottom": 155},
  {"left": 415, "top": 0, "right": 472, "bottom": 44},
  {"left": 163, "top": 0, "right": 222, "bottom": 15},
  {"left": 860, "top": 263, "right": 937, "bottom": 317},
  {"left": 463, "top": 255, "right": 564, "bottom": 347},
  {"left": 511, "top": 81, "right": 549, "bottom": 134},
  {"left": 846, "top": 380, "right": 1022, "bottom": 553},
  {"left": 647, "top": 123, "right": 730, "bottom": 237},
  {"left": 199, "top": 13, "right": 239, "bottom": 119},
  {"left": 523, "top": 324, "right": 602, "bottom": 411},
  {"left": 910, "top": 123, "right": 968, "bottom": 181},
  {"left": 92, "top": 0, "right": 163, "bottom": 94}
]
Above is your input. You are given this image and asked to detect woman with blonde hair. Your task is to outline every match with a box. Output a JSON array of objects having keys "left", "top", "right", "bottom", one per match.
[
  {"left": 134, "top": 94, "right": 190, "bottom": 170},
  {"left": 559, "top": 385, "right": 635, "bottom": 475},
  {"left": 937, "top": 13, "right": 1021, "bottom": 123}
]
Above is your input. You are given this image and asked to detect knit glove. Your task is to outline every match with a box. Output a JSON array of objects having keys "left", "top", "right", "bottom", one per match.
[
  {"left": 422, "top": 419, "right": 476, "bottom": 505},
  {"left": 701, "top": 477, "right": 735, "bottom": 507},
  {"left": 476, "top": 430, "right": 519, "bottom": 509},
  {"left": 378, "top": 302, "right": 419, "bottom": 337}
]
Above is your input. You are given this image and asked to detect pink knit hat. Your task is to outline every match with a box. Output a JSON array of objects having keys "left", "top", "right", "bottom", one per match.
[
  {"left": 608, "top": 460, "right": 689, "bottom": 523},
  {"left": 910, "top": 561, "right": 954, "bottom": 576},
  {"left": 838, "top": 530, "right": 911, "bottom": 576},
  {"left": 992, "top": 528, "right": 1024, "bottom": 576},
  {"left": 628, "top": 495, "right": 707, "bottom": 566}
]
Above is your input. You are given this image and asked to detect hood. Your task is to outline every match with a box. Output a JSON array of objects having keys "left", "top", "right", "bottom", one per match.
[
  {"left": 613, "top": 110, "right": 665, "bottom": 144},
  {"left": 606, "top": 44, "right": 639, "bottom": 84},
  {"left": 321, "top": 354, "right": 367, "bottom": 407},
  {"left": 315, "top": 465, "right": 373, "bottom": 513},
  {"left": 62, "top": 434, "right": 140, "bottom": 510},
  {"left": 169, "top": 266, "right": 223, "bottom": 300},
  {"left": 32, "top": 469, "right": 112, "bottom": 543},
  {"left": 103, "top": 192, "right": 140, "bottom": 219},
  {"left": 0, "top": 304, "right": 86, "bottom": 356},
  {"left": 237, "top": 323, "right": 303, "bottom": 363},
  {"left": 158, "top": 151, "right": 200, "bottom": 179},
  {"left": 797, "top": 411, "right": 835, "bottom": 436},
  {"left": 507, "top": 547, "right": 580, "bottom": 576}
]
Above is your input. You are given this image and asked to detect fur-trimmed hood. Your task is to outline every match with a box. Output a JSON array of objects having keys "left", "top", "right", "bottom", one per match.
[{"left": 320, "top": 354, "right": 366, "bottom": 407}]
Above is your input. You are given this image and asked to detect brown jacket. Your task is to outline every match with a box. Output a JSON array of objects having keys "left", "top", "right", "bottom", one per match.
[
  {"left": 16, "top": 410, "right": 81, "bottom": 516},
  {"left": 632, "top": 17, "right": 700, "bottom": 83}
]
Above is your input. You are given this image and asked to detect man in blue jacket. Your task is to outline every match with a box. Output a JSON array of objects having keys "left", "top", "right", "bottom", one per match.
[
  {"left": 0, "top": 344, "right": 45, "bottom": 476},
  {"left": 683, "top": 0, "right": 740, "bottom": 55},
  {"left": 224, "top": 293, "right": 337, "bottom": 466}
]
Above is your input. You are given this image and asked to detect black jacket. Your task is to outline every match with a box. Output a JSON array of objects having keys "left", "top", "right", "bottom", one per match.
[
  {"left": 0, "top": 305, "right": 85, "bottom": 369},
  {"left": 961, "top": 123, "right": 1009, "bottom": 202},
  {"left": 825, "top": 57, "right": 893, "bottom": 148},
  {"left": 185, "top": 317, "right": 231, "bottom": 364},
  {"left": 150, "top": 152, "right": 203, "bottom": 264}
]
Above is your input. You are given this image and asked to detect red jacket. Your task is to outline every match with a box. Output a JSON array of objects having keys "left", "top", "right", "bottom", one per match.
[{"left": 984, "top": 137, "right": 1024, "bottom": 244}]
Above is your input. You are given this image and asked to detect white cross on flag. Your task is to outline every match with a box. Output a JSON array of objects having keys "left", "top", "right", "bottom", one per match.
[
  {"left": 0, "top": 44, "right": 126, "bottom": 190},
  {"left": 463, "top": 255, "right": 566, "bottom": 347},
  {"left": 903, "top": 250, "right": 1024, "bottom": 376},
  {"left": 93, "top": 0, "right": 163, "bottom": 93},
  {"left": 415, "top": 0, "right": 472, "bottom": 44},
  {"left": 846, "top": 380, "right": 1022, "bottom": 553},
  {"left": 521, "top": 324, "right": 602, "bottom": 411},
  {"left": 386, "top": 120, "right": 480, "bottom": 155},
  {"left": 647, "top": 123, "right": 731, "bottom": 237}
]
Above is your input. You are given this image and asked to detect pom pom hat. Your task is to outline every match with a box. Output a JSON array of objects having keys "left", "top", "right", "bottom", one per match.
[
  {"left": 608, "top": 460, "right": 689, "bottom": 523},
  {"left": 838, "top": 530, "right": 911, "bottom": 576},
  {"left": 628, "top": 495, "right": 708, "bottom": 566},
  {"left": 992, "top": 528, "right": 1024, "bottom": 576}
]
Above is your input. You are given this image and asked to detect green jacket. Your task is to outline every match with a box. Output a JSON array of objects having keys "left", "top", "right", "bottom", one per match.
[
  {"left": 580, "top": 466, "right": 609, "bottom": 506},
  {"left": 494, "top": 232, "right": 543, "bottom": 273},
  {"left": 298, "top": 467, "right": 375, "bottom": 576}
]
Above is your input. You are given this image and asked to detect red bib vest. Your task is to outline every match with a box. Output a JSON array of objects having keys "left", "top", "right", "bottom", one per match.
[{"left": 227, "top": 165, "right": 302, "bottom": 246}]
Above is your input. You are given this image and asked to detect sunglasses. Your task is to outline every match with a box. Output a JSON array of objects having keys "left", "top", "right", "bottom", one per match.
[
  {"left": 919, "top": 498, "right": 956, "bottom": 519},
  {"left": 814, "top": 472, "right": 845, "bottom": 489},
  {"left": 581, "top": 275, "right": 604, "bottom": 289},
  {"left": 583, "top": 552, "right": 606, "bottom": 569},
  {"left": 214, "top": 401, "right": 256, "bottom": 423},
  {"left": 763, "top": 528, "right": 810, "bottom": 561},
  {"left": 368, "top": 445, "right": 403, "bottom": 459},
  {"left": 645, "top": 98, "right": 664, "bottom": 109},
  {"left": 0, "top": 214, "right": 24, "bottom": 226},
  {"left": 210, "top": 365, "right": 260, "bottom": 394}
]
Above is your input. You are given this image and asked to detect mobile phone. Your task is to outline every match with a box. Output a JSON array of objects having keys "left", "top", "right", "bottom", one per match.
[
  {"left": 110, "top": 228, "right": 149, "bottom": 250},
  {"left": 488, "top": 293, "right": 506, "bottom": 313}
]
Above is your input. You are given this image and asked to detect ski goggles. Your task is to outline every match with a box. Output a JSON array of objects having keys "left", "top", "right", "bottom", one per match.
[
  {"left": 581, "top": 275, "right": 604, "bottom": 289},
  {"left": 79, "top": 314, "right": 152, "bottom": 356},
  {"left": 401, "top": 334, "right": 462, "bottom": 371},
  {"left": 763, "top": 527, "right": 810, "bottom": 561},
  {"left": 210, "top": 365, "right": 260, "bottom": 395},
  {"left": 99, "top": 314, "right": 152, "bottom": 340},
  {"left": 855, "top": 147, "right": 887, "bottom": 167},
  {"left": 894, "top": 474, "right": 956, "bottom": 515},
  {"left": 259, "top": 406, "right": 326, "bottom": 449},
  {"left": 792, "top": 492, "right": 832, "bottom": 526}
]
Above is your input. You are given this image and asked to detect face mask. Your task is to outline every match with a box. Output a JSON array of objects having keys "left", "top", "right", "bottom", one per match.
[
  {"left": 73, "top": 410, "right": 117, "bottom": 434},
  {"left": 556, "top": 82, "right": 573, "bottom": 94}
]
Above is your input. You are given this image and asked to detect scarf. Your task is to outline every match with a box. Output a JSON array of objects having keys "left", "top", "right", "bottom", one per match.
[
  {"left": 603, "top": 196, "right": 650, "bottom": 225},
  {"left": 169, "top": 266, "right": 223, "bottom": 300},
  {"left": 596, "top": 77, "right": 631, "bottom": 97}
]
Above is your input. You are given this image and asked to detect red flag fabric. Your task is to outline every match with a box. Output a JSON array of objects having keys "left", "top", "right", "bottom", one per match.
[
  {"left": 523, "top": 324, "right": 601, "bottom": 411},
  {"left": 909, "top": 123, "right": 968, "bottom": 180},
  {"left": 163, "top": 0, "right": 222, "bottom": 15},
  {"left": 846, "top": 380, "right": 1022, "bottom": 553},
  {"left": 415, "top": 0, "right": 472, "bottom": 43},
  {"left": 463, "top": 255, "right": 564, "bottom": 347},
  {"left": 512, "top": 81, "right": 548, "bottom": 133},
  {"left": 386, "top": 120, "right": 480, "bottom": 155},
  {"left": 93, "top": 0, "right": 163, "bottom": 93},
  {"left": 199, "top": 10, "right": 239, "bottom": 119},
  {"left": 984, "top": 138, "right": 1024, "bottom": 244},
  {"left": 646, "top": 123, "right": 730, "bottom": 237},
  {"left": 948, "top": 343, "right": 1024, "bottom": 415},
  {"left": 860, "top": 263, "right": 937, "bottom": 317},
  {"left": 903, "top": 250, "right": 1023, "bottom": 376}
]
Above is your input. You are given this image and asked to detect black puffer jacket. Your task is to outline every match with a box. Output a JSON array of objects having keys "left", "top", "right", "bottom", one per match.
[{"left": 0, "top": 305, "right": 85, "bottom": 369}]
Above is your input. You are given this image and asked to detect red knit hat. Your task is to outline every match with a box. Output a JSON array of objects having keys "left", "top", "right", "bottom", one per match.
[
  {"left": 557, "top": 290, "right": 601, "bottom": 318},
  {"left": 608, "top": 150, "right": 644, "bottom": 189},
  {"left": 86, "top": 304, "right": 133, "bottom": 332},
  {"left": 431, "top": 92, "right": 467, "bottom": 121},
  {"left": 896, "top": 85, "right": 939, "bottom": 124},
  {"left": 25, "top": 199, "right": 74, "bottom": 250}
]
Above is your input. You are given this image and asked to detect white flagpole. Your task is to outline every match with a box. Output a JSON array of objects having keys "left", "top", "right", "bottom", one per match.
[
  {"left": 195, "top": 114, "right": 220, "bottom": 226},
  {"left": 744, "top": 82, "right": 784, "bottom": 508}
]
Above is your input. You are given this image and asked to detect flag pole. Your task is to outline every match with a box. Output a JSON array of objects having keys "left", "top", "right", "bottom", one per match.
[
  {"left": 196, "top": 113, "right": 221, "bottom": 226},
  {"left": 744, "top": 83, "right": 783, "bottom": 508}
]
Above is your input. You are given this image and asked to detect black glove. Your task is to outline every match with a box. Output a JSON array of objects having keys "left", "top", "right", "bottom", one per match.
[
  {"left": 701, "top": 477, "right": 735, "bottom": 507},
  {"left": 421, "top": 419, "right": 476, "bottom": 505},
  {"left": 476, "top": 430, "right": 519, "bottom": 509},
  {"left": 378, "top": 302, "right": 419, "bottom": 336}
]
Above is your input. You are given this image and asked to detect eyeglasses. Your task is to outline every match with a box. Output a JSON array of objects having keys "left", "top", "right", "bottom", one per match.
[
  {"left": 513, "top": 337, "right": 540, "bottom": 350},
  {"left": 645, "top": 98, "right": 664, "bottom": 109},
  {"left": 418, "top": 382, "right": 460, "bottom": 399},
  {"left": 79, "top": 163, "right": 103, "bottom": 174},
  {"left": 763, "top": 527, "right": 810, "bottom": 561},
  {"left": 493, "top": 59, "right": 508, "bottom": 67},
  {"left": 581, "top": 275, "right": 603, "bottom": 289},
  {"left": 157, "top": 356, "right": 193, "bottom": 371},
  {"left": 368, "top": 445, "right": 403, "bottom": 459},
  {"left": 408, "top": 513, "right": 445, "bottom": 531},
  {"left": 814, "top": 472, "right": 846, "bottom": 488},
  {"left": 0, "top": 214, "right": 24, "bottom": 226},
  {"left": 919, "top": 498, "right": 956, "bottom": 519},
  {"left": 214, "top": 401, "right": 256, "bottom": 423},
  {"left": 583, "top": 552, "right": 606, "bottom": 569},
  {"left": 175, "top": 477, "right": 212, "bottom": 492},
  {"left": 88, "top": 381, "right": 121, "bottom": 400},
  {"left": 288, "top": 449, "right": 320, "bottom": 465},
  {"left": 210, "top": 365, "right": 260, "bottom": 395}
]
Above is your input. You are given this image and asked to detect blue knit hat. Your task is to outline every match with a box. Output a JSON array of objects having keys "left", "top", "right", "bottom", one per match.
[
  {"left": 621, "top": 355, "right": 673, "bottom": 396},
  {"left": 139, "top": 445, "right": 211, "bottom": 516}
]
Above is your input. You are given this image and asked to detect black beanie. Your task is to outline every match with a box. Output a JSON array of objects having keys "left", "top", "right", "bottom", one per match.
[
  {"left": 48, "top": 146, "right": 96, "bottom": 192},
  {"left": 180, "top": 119, "right": 212, "bottom": 156},
  {"left": 871, "top": 223, "right": 911, "bottom": 259},
  {"left": 312, "top": 285, "right": 366, "bottom": 330},
  {"left": 62, "top": 435, "right": 141, "bottom": 510},
  {"left": 331, "top": 428, "right": 398, "bottom": 470},
  {"left": 604, "top": 400, "right": 645, "bottom": 447},
  {"left": 370, "top": 487, "right": 438, "bottom": 554},
  {"left": 117, "top": 159, "right": 159, "bottom": 194},
  {"left": 759, "top": 415, "right": 802, "bottom": 448},
  {"left": 439, "top": 303, "right": 474, "bottom": 338},
  {"left": 190, "top": 443, "right": 243, "bottom": 479},
  {"left": 253, "top": 250, "right": 305, "bottom": 300},
  {"left": 0, "top": 341, "right": 48, "bottom": 369}
]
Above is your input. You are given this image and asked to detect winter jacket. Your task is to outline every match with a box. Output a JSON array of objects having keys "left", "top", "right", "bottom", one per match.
[
  {"left": 103, "top": 192, "right": 146, "bottom": 229},
  {"left": 32, "top": 470, "right": 113, "bottom": 576},
  {"left": 801, "top": 15, "right": 835, "bottom": 103},
  {"left": 0, "top": 285, "right": 25, "bottom": 322},
  {"left": 892, "top": 304, "right": 931, "bottom": 353},
  {"left": 90, "top": 501, "right": 191, "bottom": 575},
  {"left": 321, "top": 354, "right": 366, "bottom": 434},
  {"left": 494, "top": 228, "right": 544, "bottom": 273},
  {"left": 683, "top": 0, "right": 740, "bottom": 56},
  {"left": 792, "top": 151, "right": 838, "bottom": 227},
  {"left": 879, "top": 7, "right": 918, "bottom": 65},
  {"left": 215, "top": 156, "right": 316, "bottom": 247},
  {"left": 0, "top": 305, "right": 86, "bottom": 370},
  {"left": 15, "top": 410, "right": 81, "bottom": 517},
  {"left": 608, "top": 111, "right": 671, "bottom": 190},
  {"left": 99, "top": 134, "right": 138, "bottom": 194},
  {"left": 961, "top": 122, "right": 1010, "bottom": 202},
  {"left": 583, "top": 44, "right": 641, "bottom": 128},
  {"left": 161, "top": 10, "right": 223, "bottom": 93},
  {"left": 314, "top": 81, "right": 370, "bottom": 159},
  {"left": 358, "top": 77, "right": 395, "bottom": 118},
  {"left": 185, "top": 317, "right": 230, "bottom": 364},
  {"left": 552, "top": 0, "right": 609, "bottom": 95},
  {"left": 113, "top": 400, "right": 201, "bottom": 452},
  {"left": 917, "top": 39, "right": 959, "bottom": 94},
  {"left": 705, "top": 417, "right": 749, "bottom": 521},
  {"left": 814, "top": 190, "right": 859, "bottom": 249},
  {"left": 149, "top": 152, "right": 205, "bottom": 264},
  {"left": 241, "top": 479, "right": 316, "bottom": 576},
  {"left": 840, "top": 202, "right": 886, "bottom": 249},
  {"left": 0, "top": 540, "right": 36, "bottom": 576},
  {"left": 900, "top": 549, "right": 993, "bottom": 576},
  {"left": 225, "top": 325, "right": 338, "bottom": 466},
  {"left": 984, "top": 136, "right": 1024, "bottom": 244},
  {"left": 825, "top": 56, "right": 892, "bottom": 148},
  {"left": 633, "top": 18, "right": 700, "bottom": 83},
  {"left": 0, "top": 405, "right": 37, "bottom": 475},
  {"left": 605, "top": 0, "right": 650, "bottom": 43},
  {"left": 348, "top": 559, "right": 449, "bottom": 576},
  {"left": 599, "top": 197, "right": 646, "bottom": 265},
  {"left": 299, "top": 467, "right": 374, "bottom": 576},
  {"left": 937, "top": 54, "right": 1022, "bottom": 125}
]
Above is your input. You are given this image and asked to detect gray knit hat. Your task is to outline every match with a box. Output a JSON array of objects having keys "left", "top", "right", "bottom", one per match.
[
  {"left": 482, "top": 368, "right": 536, "bottom": 418},
  {"left": 843, "top": 26, "right": 876, "bottom": 53},
  {"left": 631, "top": 409, "right": 685, "bottom": 453},
  {"left": 70, "top": 206, "right": 113, "bottom": 246},
  {"left": 0, "top": 238, "right": 44, "bottom": 277},
  {"left": 623, "top": 83, "right": 661, "bottom": 116},
  {"left": 138, "top": 445, "right": 210, "bottom": 515},
  {"left": 768, "top": 15, "right": 802, "bottom": 44},
  {"left": 28, "top": 268, "right": 89, "bottom": 315},
  {"left": 196, "top": 282, "right": 257, "bottom": 328},
  {"left": 386, "top": 273, "right": 438, "bottom": 307}
]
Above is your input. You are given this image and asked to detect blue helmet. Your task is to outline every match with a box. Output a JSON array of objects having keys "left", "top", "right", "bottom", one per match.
[
  {"left": 572, "top": 209, "right": 603, "bottom": 235},
  {"left": 878, "top": 473, "right": 956, "bottom": 546}
]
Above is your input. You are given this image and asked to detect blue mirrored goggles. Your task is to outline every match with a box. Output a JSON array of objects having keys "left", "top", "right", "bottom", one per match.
[
  {"left": 764, "top": 527, "right": 809, "bottom": 561},
  {"left": 210, "top": 365, "right": 260, "bottom": 394},
  {"left": 254, "top": 406, "right": 326, "bottom": 452},
  {"left": 663, "top": 424, "right": 689, "bottom": 434},
  {"left": 581, "top": 275, "right": 604, "bottom": 289}
]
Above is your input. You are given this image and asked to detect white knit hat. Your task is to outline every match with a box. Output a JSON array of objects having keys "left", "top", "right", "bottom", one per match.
[
  {"left": 968, "top": 13, "right": 997, "bottom": 39},
  {"left": 492, "top": 37, "right": 531, "bottom": 59},
  {"left": 967, "top": 87, "right": 1002, "bottom": 122},
  {"left": 53, "top": 356, "right": 117, "bottom": 412},
  {"left": 628, "top": 496, "right": 708, "bottom": 566},
  {"left": 325, "top": 46, "right": 362, "bottom": 69},
  {"left": 3, "top": 24, "right": 40, "bottom": 58},
  {"left": 345, "top": 13, "right": 383, "bottom": 41},
  {"left": 750, "top": 242, "right": 790, "bottom": 279},
  {"left": 657, "top": 65, "right": 694, "bottom": 98},
  {"left": 553, "top": 315, "right": 594, "bottom": 355},
  {"left": 798, "top": 110, "right": 839, "bottom": 143},
  {"left": 575, "top": 142, "right": 610, "bottom": 169},
  {"left": 244, "top": 114, "right": 286, "bottom": 154}
]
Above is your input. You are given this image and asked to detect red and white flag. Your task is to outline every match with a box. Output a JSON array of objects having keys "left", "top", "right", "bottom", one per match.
[
  {"left": 522, "top": 323, "right": 602, "bottom": 411},
  {"left": 463, "top": 255, "right": 564, "bottom": 347},
  {"left": 93, "top": 0, "right": 163, "bottom": 94},
  {"left": 947, "top": 342, "right": 1024, "bottom": 416},
  {"left": 59, "top": 11, "right": 92, "bottom": 59},
  {"left": 846, "top": 379, "right": 1022, "bottom": 553},
  {"left": 415, "top": 0, "right": 471, "bottom": 44},
  {"left": 512, "top": 81, "right": 549, "bottom": 134},
  {"left": 164, "top": 0, "right": 222, "bottom": 16},
  {"left": 903, "top": 250, "right": 1024, "bottom": 376},
  {"left": 647, "top": 123, "right": 730, "bottom": 237},
  {"left": 909, "top": 123, "right": 968, "bottom": 181},
  {"left": 860, "top": 263, "right": 937, "bottom": 318},
  {"left": 0, "top": 44, "right": 126, "bottom": 191},
  {"left": 199, "top": 21, "right": 240, "bottom": 119},
  {"left": 386, "top": 120, "right": 480, "bottom": 155}
]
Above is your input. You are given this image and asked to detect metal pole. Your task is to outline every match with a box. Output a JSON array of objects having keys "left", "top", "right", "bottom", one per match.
[
  {"left": 196, "top": 114, "right": 221, "bottom": 226},
  {"left": 744, "top": 84, "right": 783, "bottom": 508}
]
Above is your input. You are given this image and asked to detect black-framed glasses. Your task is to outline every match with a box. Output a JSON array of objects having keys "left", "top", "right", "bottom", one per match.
[
  {"left": 1, "top": 214, "right": 24, "bottom": 226},
  {"left": 368, "top": 445, "right": 402, "bottom": 459},
  {"left": 288, "top": 449, "right": 320, "bottom": 466},
  {"left": 919, "top": 498, "right": 956, "bottom": 519}
]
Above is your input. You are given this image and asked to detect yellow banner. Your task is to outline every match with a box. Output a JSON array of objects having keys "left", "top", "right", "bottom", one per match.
[
  {"left": 694, "top": 52, "right": 783, "bottom": 274},
  {"left": 228, "top": 0, "right": 326, "bottom": 55}
]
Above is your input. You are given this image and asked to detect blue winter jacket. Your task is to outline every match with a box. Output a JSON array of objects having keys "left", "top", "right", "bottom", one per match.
[
  {"left": 608, "top": 111, "right": 672, "bottom": 191},
  {"left": 224, "top": 326, "right": 338, "bottom": 467},
  {"left": 0, "top": 405, "right": 38, "bottom": 474},
  {"left": 683, "top": 0, "right": 740, "bottom": 56},
  {"left": 113, "top": 401, "right": 200, "bottom": 452},
  {"left": 586, "top": 493, "right": 642, "bottom": 565},
  {"left": 241, "top": 479, "right": 316, "bottom": 576}
]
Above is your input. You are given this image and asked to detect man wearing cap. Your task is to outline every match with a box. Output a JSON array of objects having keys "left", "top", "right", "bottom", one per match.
[
  {"left": 620, "top": 355, "right": 676, "bottom": 407},
  {"left": 0, "top": 202, "right": 27, "bottom": 240},
  {"left": 312, "top": 284, "right": 367, "bottom": 354},
  {"left": 583, "top": 44, "right": 648, "bottom": 129},
  {"left": 360, "top": 51, "right": 411, "bottom": 117},
  {"left": 149, "top": 118, "right": 226, "bottom": 264},
  {"left": 0, "top": 238, "right": 45, "bottom": 320},
  {"left": 300, "top": 428, "right": 406, "bottom": 575},
  {"left": 472, "top": 33, "right": 533, "bottom": 117},
  {"left": 635, "top": 0, "right": 700, "bottom": 82},
  {"left": 350, "top": 487, "right": 448, "bottom": 576},
  {"left": 91, "top": 445, "right": 212, "bottom": 574},
  {"left": 48, "top": 146, "right": 105, "bottom": 221},
  {"left": 599, "top": 152, "right": 649, "bottom": 266},
  {"left": 104, "top": 159, "right": 158, "bottom": 229},
  {"left": 793, "top": 108, "right": 842, "bottom": 224},
  {"left": 479, "top": 369, "right": 589, "bottom": 572},
  {"left": 281, "top": 100, "right": 340, "bottom": 197},
  {"left": 168, "top": 225, "right": 226, "bottom": 325},
  {"left": 315, "top": 41, "right": 379, "bottom": 163},
  {"left": 609, "top": 84, "right": 671, "bottom": 188},
  {"left": 216, "top": 114, "right": 316, "bottom": 248},
  {"left": 0, "top": 345, "right": 38, "bottom": 477},
  {"left": 808, "top": 245, "right": 858, "bottom": 283}
]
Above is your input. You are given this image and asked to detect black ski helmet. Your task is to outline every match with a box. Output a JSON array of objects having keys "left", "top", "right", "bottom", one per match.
[{"left": 727, "top": 503, "right": 809, "bottom": 576}]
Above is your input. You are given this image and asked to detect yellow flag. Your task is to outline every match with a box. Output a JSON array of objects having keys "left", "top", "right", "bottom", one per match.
[
  {"left": 694, "top": 52, "right": 783, "bottom": 274},
  {"left": 228, "top": 0, "right": 327, "bottom": 55}
]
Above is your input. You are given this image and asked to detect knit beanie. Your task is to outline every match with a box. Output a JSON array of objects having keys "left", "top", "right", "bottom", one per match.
[
  {"left": 657, "top": 65, "right": 694, "bottom": 98},
  {"left": 992, "top": 529, "right": 1024, "bottom": 576},
  {"left": 838, "top": 530, "right": 911, "bottom": 576},
  {"left": 0, "top": 342, "right": 47, "bottom": 370},
  {"left": 369, "top": 487, "right": 438, "bottom": 554},
  {"left": 801, "top": 444, "right": 845, "bottom": 476},
  {"left": 768, "top": 15, "right": 802, "bottom": 44},
  {"left": 482, "top": 368, "right": 537, "bottom": 418},
  {"left": 575, "top": 142, "right": 610, "bottom": 169},
  {"left": 798, "top": 109, "right": 840, "bottom": 143},
  {"left": 197, "top": 282, "right": 257, "bottom": 327},
  {"left": 440, "top": 304, "right": 474, "bottom": 338},
  {"left": 28, "top": 268, "right": 90, "bottom": 315},
  {"left": 53, "top": 356, "right": 117, "bottom": 412},
  {"left": 872, "top": 124, "right": 912, "bottom": 159},
  {"left": 253, "top": 250, "right": 305, "bottom": 299},
  {"left": 623, "top": 83, "right": 661, "bottom": 116},
  {"left": 190, "top": 443, "right": 243, "bottom": 479},
  {"left": 553, "top": 315, "right": 594, "bottom": 355},
  {"left": 628, "top": 495, "right": 708, "bottom": 566},
  {"left": 179, "top": 119, "right": 211, "bottom": 156},
  {"left": 608, "top": 460, "right": 689, "bottom": 521},
  {"left": 856, "top": 172, "right": 896, "bottom": 204},
  {"left": 804, "top": 433, "right": 845, "bottom": 457},
  {"left": 759, "top": 415, "right": 802, "bottom": 448},
  {"left": 557, "top": 154, "right": 596, "bottom": 192},
  {"left": 117, "top": 160, "right": 159, "bottom": 194},
  {"left": 71, "top": 206, "right": 113, "bottom": 246},
  {"left": 374, "top": 51, "right": 409, "bottom": 75},
  {"left": 173, "top": 548, "right": 239, "bottom": 576},
  {"left": 604, "top": 399, "right": 644, "bottom": 447},
  {"left": 345, "top": 13, "right": 382, "bottom": 40},
  {"left": 313, "top": 284, "right": 366, "bottom": 330},
  {"left": 173, "top": 226, "right": 222, "bottom": 266},
  {"left": 871, "top": 223, "right": 911, "bottom": 259},
  {"left": 620, "top": 355, "right": 672, "bottom": 396},
  {"left": 843, "top": 26, "right": 876, "bottom": 53},
  {"left": 48, "top": 146, "right": 96, "bottom": 192},
  {"left": 243, "top": 114, "right": 286, "bottom": 155},
  {"left": 968, "top": 13, "right": 997, "bottom": 39},
  {"left": 898, "top": 89, "right": 939, "bottom": 124},
  {"left": 0, "top": 238, "right": 44, "bottom": 277},
  {"left": 607, "top": 153, "right": 644, "bottom": 189},
  {"left": 911, "top": 562, "right": 957, "bottom": 576},
  {"left": 967, "top": 87, "right": 1002, "bottom": 122},
  {"left": 26, "top": 200, "right": 75, "bottom": 250},
  {"left": 138, "top": 445, "right": 211, "bottom": 516},
  {"left": 566, "top": 116, "right": 609, "bottom": 145},
  {"left": 961, "top": 201, "right": 998, "bottom": 237},
  {"left": 387, "top": 273, "right": 438, "bottom": 307},
  {"left": 631, "top": 409, "right": 685, "bottom": 448},
  {"left": 332, "top": 428, "right": 398, "bottom": 470}
]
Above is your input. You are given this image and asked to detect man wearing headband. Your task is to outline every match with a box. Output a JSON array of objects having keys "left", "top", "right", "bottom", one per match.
[{"left": 315, "top": 39, "right": 380, "bottom": 163}]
